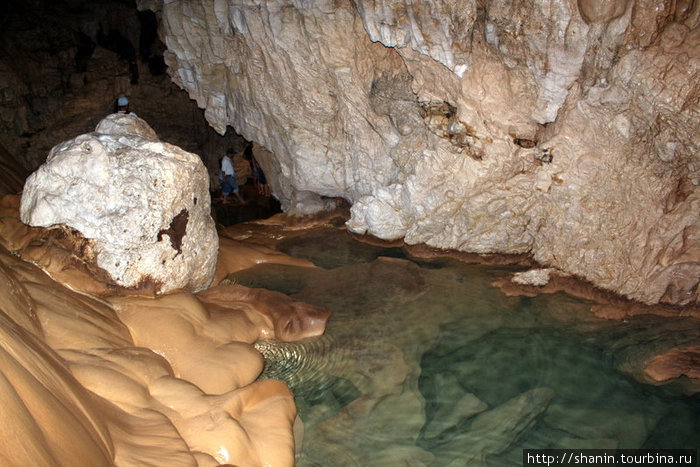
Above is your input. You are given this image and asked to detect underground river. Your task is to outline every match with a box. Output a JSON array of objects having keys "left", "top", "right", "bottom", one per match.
[{"left": 230, "top": 227, "right": 700, "bottom": 466}]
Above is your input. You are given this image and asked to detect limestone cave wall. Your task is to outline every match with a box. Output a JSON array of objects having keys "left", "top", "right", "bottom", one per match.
[{"left": 146, "top": 0, "right": 698, "bottom": 306}]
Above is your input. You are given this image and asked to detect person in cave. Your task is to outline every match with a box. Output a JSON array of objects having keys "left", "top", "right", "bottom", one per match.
[
  {"left": 243, "top": 143, "right": 270, "bottom": 197},
  {"left": 219, "top": 148, "right": 246, "bottom": 205},
  {"left": 115, "top": 96, "right": 136, "bottom": 116}
]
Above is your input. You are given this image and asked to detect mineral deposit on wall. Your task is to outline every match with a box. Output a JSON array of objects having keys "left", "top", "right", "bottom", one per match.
[{"left": 145, "top": 0, "right": 699, "bottom": 305}]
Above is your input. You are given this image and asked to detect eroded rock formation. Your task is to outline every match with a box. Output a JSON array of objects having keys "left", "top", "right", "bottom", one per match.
[
  {"left": 20, "top": 114, "right": 218, "bottom": 293},
  {"left": 150, "top": 0, "right": 699, "bottom": 306},
  {"left": 0, "top": 197, "right": 333, "bottom": 466}
]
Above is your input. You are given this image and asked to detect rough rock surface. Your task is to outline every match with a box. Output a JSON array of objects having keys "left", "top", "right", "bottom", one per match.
[
  {"left": 0, "top": 143, "right": 28, "bottom": 196},
  {"left": 512, "top": 268, "right": 555, "bottom": 287},
  {"left": 146, "top": 0, "right": 699, "bottom": 305},
  {"left": 20, "top": 114, "right": 218, "bottom": 293}
]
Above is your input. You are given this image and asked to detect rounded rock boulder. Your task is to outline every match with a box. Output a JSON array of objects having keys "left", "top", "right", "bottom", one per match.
[{"left": 20, "top": 114, "right": 218, "bottom": 293}]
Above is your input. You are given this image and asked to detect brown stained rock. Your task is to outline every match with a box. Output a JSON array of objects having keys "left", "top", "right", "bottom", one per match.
[
  {"left": 513, "top": 137, "right": 538, "bottom": 149},
  {"left": 0, "top": 306, "right": 116, "bottom": 467},
  {"left": 255, "top": 206, "right": 351, "bottom": 231},
  {"left": 420, "top": 100, "right": 483, "bottom": 159},
  {"left": 403, "top": 242, "right": 532, "bottom": 266},
  {"left": 493, "top": 269, "right": 700, "bottom": 320},
  {"left": 197, "top": 284, "right": 331, "bottom": 342},
  {"left": 0, "top": 249, "right": 43, "bottom": 338},
  {"left": 0, "top": 195, "right": 118, "bottom": 295},
  {"left": 0, "top": 195, "right": 165, "bottom": 296},
  {"left": 349, "top": 231, "right": 406, "bottom": 249},
  {"left": 216, "top": 205, "right": 351, "bottom": 255},
  {"left": 0, "top": 209, "right": 311, "bottom": 466},
  {"left": 644, "top": 345, "right": 700, "bottom": 385},
  {"left": 213, "top": 236, "right": 317, "bottom": 286}
]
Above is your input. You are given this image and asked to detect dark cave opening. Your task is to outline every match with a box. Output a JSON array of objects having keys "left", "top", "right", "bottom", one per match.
[{"left": 0, "top": 0, "right": 280, "bottom": 226}]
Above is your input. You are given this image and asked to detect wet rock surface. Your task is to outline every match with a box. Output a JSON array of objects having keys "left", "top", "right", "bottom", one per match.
[{"left": 0, "top": 199, "right": 342, "bottom": 467}]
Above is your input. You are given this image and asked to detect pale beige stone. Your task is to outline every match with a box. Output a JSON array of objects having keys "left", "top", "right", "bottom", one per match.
[
  {"left": 145, "top": 0, "right": 698, "bottom": 305},
  {"left": 512, "top": 268, "right": 555, "bottom": 287}
]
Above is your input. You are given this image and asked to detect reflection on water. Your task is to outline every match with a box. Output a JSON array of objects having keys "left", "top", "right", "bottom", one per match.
[{"left": 232, "top": 228, "right": 700, "bottom": 466}]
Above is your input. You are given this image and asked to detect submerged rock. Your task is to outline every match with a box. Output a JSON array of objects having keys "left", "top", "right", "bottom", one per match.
[
  {"left": 20, "top": 114, "right": 217, "bottom": 293},
  {"left": 423, "top": 373, "right": 488, "bottom": 439},
  {"left": 439, "top": 387, "right": 555, "bottom": 466},
  {"left": 544, "top": 404, "right": 648, "bottom": 449},
  {"left": 644, "top": 345, "right": 700, "bottom": 393}
]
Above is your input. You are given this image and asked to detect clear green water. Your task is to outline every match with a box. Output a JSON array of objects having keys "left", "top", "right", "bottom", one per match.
[{"left": 231, "top": 228, "right": 700, "bottom": 467}]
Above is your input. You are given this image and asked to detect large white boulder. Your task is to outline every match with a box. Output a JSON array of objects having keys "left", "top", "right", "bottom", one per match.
[{"left": 20, "top": 113, "right": 218, "bottom": 293}]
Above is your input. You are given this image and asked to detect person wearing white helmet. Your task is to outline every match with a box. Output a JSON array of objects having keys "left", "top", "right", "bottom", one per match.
[{"left": 115, "top": 96, "right": 136, "bottom": 116}]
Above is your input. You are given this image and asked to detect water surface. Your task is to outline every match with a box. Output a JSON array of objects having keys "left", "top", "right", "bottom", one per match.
[{"left": 231, "top": 228, "right": 699, "bottom": 466}]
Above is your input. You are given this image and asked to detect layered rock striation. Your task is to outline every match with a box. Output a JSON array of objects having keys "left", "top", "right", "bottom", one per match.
[
  {"left": 20, "top": 114, "right": 218, "bottom": 293},
  {"left": 148, "top": 0, "right": 699, "bottom": 305}
]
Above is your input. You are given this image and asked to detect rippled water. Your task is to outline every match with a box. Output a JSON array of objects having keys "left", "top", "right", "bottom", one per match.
[{"left": 232, "top": 228, "right": 700, "bottom": 466}]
